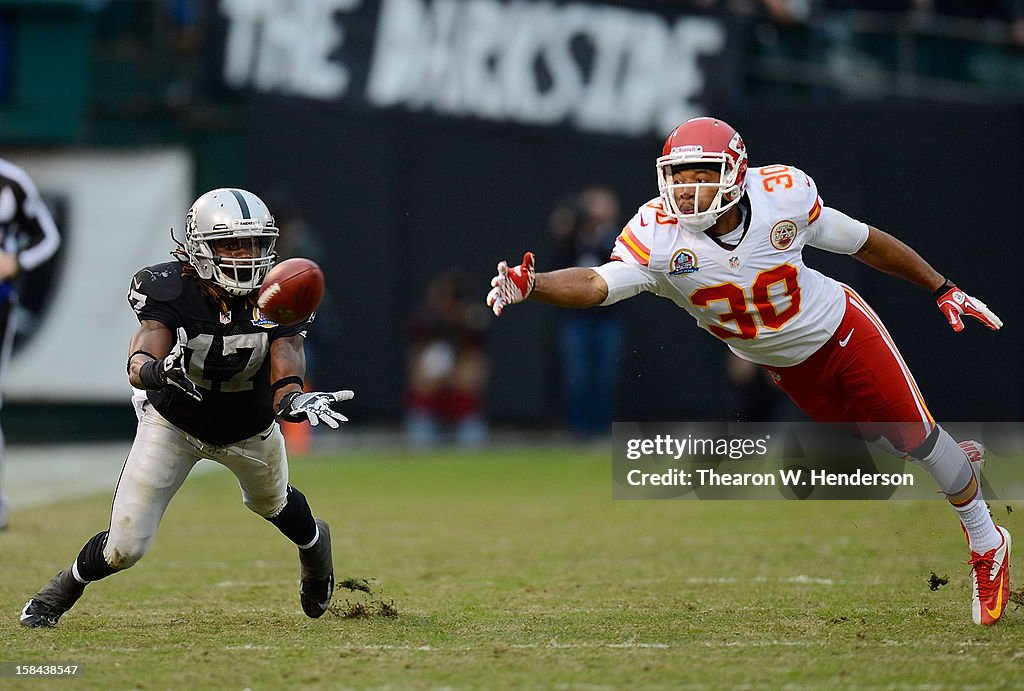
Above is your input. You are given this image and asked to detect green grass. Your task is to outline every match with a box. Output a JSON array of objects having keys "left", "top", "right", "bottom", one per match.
[{"left": 3, "top": 448, "right": 1023, "bottom": 689}]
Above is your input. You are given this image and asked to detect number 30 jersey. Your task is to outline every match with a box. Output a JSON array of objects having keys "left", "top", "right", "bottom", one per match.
[
  {"left": 594, "top": 165, "right": 868, "bottom": 367},
  {"left": 127, "top": 261, "right": 311, "bottom": 445}
]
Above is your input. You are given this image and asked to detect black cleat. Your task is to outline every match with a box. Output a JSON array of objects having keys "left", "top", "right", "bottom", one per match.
[
  {"left": 20, "top": 570, "right": 85, "bottom": 628},
  {"left": 298, "top": 518, "right": 334, "bottom": 618}
]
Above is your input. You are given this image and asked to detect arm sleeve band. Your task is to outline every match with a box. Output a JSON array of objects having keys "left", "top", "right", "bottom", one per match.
[
  {"left": 271, "top": 376, "right": 304, "bottom": 394},
  {"left": 932, "top": 279, "right": 955, "bottom": 298},
  {"left": 126, "top": 349, "right": 159, "bottom": 374},
  {"left": 805, "top": 207, "right": 870, "bottom": 255}
]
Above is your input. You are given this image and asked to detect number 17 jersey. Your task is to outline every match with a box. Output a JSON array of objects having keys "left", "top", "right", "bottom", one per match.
[
  {"left": 595, "top": 165, "right": 853, "bottom": 368},
  {"left": 127, "top": 261, "right": 311, "bottom": 445}
]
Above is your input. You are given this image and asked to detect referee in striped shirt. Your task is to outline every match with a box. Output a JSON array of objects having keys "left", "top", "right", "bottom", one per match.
[{"left": 0, "top": 158, "right": 61, "bottom": 530}]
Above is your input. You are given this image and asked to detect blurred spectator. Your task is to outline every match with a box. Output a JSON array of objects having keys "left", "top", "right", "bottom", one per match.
[
  {"left": 268, "top": 187, "right": 326, "bottom": 262},
  {"left": 549, "top": 186, "right": 624, "bottom": 440},
  {"left": 405, "top": 269, "right": 490, "bottom": 449}
]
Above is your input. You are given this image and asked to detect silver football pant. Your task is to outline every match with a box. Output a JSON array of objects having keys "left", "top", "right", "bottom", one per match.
[{"left": 103, "top": 396, "right": 288, "bottom": 570}]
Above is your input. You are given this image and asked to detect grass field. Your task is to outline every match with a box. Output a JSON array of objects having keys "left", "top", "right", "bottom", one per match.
[{"left": 3, "top": 448, "right": 1023, "bottom": 689}]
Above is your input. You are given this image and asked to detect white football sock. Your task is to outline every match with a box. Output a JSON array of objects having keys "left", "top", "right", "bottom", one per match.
[
  {"left": 959, "top": 500, "right": 1002, "bottom": 554},
  {"left": 910, "top": 427, "right": 1001, "bottom": 553}
]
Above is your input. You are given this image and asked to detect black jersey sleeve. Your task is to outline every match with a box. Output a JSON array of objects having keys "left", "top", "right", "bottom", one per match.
[
  {"left": 271, "top": 311, "right": 314, "bottom": 340},
  {"left": 127, "top": 262, "right": 184, "bottom": 328}
]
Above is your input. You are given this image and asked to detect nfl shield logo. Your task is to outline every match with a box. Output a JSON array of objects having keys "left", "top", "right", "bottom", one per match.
[
  {"left": 220, "top": 311, "right": 231, "bottom": 325},
  {"left": 729, "top": 256, "right": 740, "bottom": 269}
]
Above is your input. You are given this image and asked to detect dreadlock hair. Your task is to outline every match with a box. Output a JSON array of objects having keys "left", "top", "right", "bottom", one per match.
[{"left": 169, "top": 229, "right": 258, "bottom": 316}]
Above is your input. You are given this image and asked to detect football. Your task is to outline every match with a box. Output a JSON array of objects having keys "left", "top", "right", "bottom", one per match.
[{"left": 257, "top": 257, "right": 325, "bottom": 325}]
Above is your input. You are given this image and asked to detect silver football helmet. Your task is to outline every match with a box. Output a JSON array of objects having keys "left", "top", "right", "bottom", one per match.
[{"left": 184, "top": 188, "right": 278, "bottom": 295}]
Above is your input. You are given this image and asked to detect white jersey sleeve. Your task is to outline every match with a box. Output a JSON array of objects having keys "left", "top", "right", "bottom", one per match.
[
  {"left": 597, "top": 203, "right": 667, "bottom": 305},
  {"left": 804, "top": 206, "right": 870, "bottom": 255},
  {"left": 592, "top": 260, "right": 658, "bottom": 306}
]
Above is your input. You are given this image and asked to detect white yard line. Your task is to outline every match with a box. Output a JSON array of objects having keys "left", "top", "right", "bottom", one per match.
[{"left": 223, "top": 640, "right": 822, "bottom": 652}]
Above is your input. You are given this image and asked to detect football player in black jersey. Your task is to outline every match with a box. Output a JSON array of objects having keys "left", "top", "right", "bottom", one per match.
[{"left": 20, "top": 188, "right": 353, "bottom": 628}]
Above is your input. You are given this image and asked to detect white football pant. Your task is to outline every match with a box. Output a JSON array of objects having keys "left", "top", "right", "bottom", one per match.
[{"left": 103, "top": 395, "right": 289, "bottom": 570}]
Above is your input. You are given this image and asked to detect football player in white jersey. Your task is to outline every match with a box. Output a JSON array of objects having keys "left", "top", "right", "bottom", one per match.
[{"left": 487, "top": 117, "right": 1009, "bottom": 626}]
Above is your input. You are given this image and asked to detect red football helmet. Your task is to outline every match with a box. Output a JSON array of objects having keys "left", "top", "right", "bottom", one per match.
[{"left": 656, "top": 117, "right": 748, "bottom": 228}]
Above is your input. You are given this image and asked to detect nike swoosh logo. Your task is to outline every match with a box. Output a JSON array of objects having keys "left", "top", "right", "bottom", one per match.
[
  {"left": 839, "top": 328, "right": 854, "bottom": 347},
  {"left": 19, "top": 602, "right": 32, "bottom": 621},
  {"left": 639, "top": 214, "right": 648, "bottom": 227},
  {"left": 984, "top": 576, "right": 1006, "bottom": 620},
  {"left": 317, "top": 598, "right": 331, "bottom": 611},
  {"left": 133, "top": 277, "right": 142, "bottom": 290}
]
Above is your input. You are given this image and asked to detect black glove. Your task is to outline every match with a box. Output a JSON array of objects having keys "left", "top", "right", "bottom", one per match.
[{"left": 139, "top": 342, "right": 203, "bottom": 402}]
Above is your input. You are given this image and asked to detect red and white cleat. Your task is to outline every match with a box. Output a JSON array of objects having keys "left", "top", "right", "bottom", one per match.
[{"left": 969, "top": 526, "right": 1011, "bottom": 626}]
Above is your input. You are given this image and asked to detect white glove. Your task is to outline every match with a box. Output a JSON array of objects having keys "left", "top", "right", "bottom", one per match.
[
  {"left": 278, "top": 390, "right": 354, "bottom": 429},
  {"left": 486, "top": 252, "right": 535, "bottom": 316}
]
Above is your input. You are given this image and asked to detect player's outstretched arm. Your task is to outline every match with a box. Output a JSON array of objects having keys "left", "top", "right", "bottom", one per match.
[
  {"left": 852, "top": 226, "right": 945, "bottom": 292},
  {"left": 853, "top": 226, "right": 1002, "bottom": 332},
  {"left": 486, "top": 252, "right": 608, "bottom": 316},
  {"left": 271, "top": 335, "right": 354, "bottom": 429},
  {"left": 269, "top": 334, "right": 307, "bottom": 407},
  {"left": 533, "top": 268, "right": 609, "bottom": 308}
]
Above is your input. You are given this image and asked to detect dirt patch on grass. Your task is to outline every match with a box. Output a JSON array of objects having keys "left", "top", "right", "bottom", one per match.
[{"left": 328, "top": 579, "right": 399, "bottom": 619}]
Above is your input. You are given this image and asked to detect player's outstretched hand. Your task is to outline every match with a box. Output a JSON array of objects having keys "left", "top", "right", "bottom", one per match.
[
  {"left": 486, "top": 251, "right": 536, "bottom": 316},
  {"left": 278, "top": 390, "right": 354, "bottom": 429},
  {"left": 936, "top": 285, "right": 1003, "bottom": 333}
]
